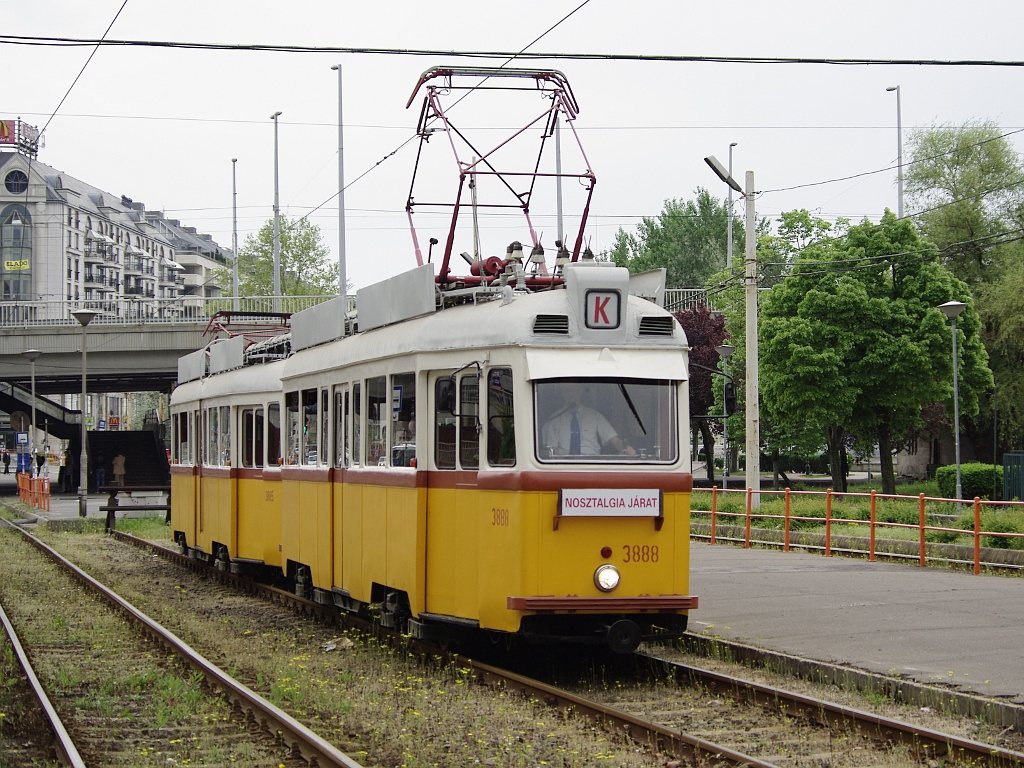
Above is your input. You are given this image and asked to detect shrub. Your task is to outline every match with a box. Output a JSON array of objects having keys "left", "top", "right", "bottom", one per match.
[{"left": 935, "top": 463, "right": 1002, "bottom": 501}]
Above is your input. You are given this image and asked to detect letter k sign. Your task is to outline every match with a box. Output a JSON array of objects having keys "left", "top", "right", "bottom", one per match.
[{"left": 585, "top": 290, "right": 620, "bottom": 329}]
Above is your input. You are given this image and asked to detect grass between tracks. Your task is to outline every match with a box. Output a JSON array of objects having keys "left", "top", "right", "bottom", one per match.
[
  {"left": 13, "top": 513, "right": 664, "bottom": 768},
  {"left": 0, "top": 522, "right": 283, "bottom": 767}
]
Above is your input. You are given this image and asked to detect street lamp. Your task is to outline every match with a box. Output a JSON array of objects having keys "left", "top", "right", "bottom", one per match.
[
  {"left": 232, "top": 157, "right": 239, "bottom": 311},
  {"left": 271, "top": 111, "right": 283, "bottom": 303},
  {"left": 939, "top": 300, "right": 966, "bottom": 507},
  {"left": 705, "top": 155, "right": 760, "bottom": 505},
  {"left": 727, "top": 142, "right": 737, "bottom": 271},
  {"left": 22, "top": 348, "right": 40, "bottom": 476},
  {"left": 715, "top": 344, "right": 734, "bottom": 489},
  {"left": 331, "top": 64, "right": 349, "bottom": 299},
  {"left": 72, "top": 309, "right": 100, "bottom": 517},
  {"left": 886, "top": 85, "right": 903, "bottom": 218}
]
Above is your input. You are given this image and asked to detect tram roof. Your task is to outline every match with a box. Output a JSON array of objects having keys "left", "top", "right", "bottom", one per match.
[{"left": 281, "top": 284, "right": 687, "bottom": 383}]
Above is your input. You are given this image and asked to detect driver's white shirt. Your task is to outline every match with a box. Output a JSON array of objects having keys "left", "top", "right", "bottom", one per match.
[{"left": 542, "top": 405, "right": 618, "bottom": 456}]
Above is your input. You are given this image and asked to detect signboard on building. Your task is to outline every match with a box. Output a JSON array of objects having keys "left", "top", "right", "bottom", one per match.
[
  {"left": 4, "top": 260, "right": 29, "bottom": 271},
  {"left": 0, "top": 118, "right": 40, "bottom": 157},
  {"left": 98, "top": 419, "right": 107, "bottom": 431},
  {"left": 109, "top": 416, "right": 120, "bottom": 427}
]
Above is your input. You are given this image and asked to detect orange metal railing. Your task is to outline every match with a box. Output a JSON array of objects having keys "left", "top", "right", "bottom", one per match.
[
  {"left": 693, "top": 486, "right": 1024, "bottom": 575},
  {"left": 16, "top": 472, "right": 50, "bottom": 513}
]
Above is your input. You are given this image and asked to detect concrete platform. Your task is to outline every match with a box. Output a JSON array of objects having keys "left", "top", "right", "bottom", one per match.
[{"left": 690, "top": 541, "right": 1023, "bottom": 703}]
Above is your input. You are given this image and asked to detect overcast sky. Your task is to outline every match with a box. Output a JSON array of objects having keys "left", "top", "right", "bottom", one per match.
[{"left": 5, "top": 0, "right": 1023, "bottom": 290}]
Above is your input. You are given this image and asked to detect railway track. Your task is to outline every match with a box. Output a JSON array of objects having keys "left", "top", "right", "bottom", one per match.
[
  {"left": 106, "top": 527, "right": 1024, "bottom": 768},
  {"left": 0, "top": 518, "right": 363, "bottom": 768}
]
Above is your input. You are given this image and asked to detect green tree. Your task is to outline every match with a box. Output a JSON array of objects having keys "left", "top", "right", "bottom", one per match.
[
  {"left": 216, "top": 216, "right": 338, "bottom": 297},
  {"left": 760, "top": 212, "right": 992, "bottom": 493},
  {"left": 905, "top": 120, "right": 1024, "bottom": 456},
  {"left": 606, "top": 189, "right": 742, "bottom": 288},
  {"left": 905, "top": 120, "right": 1024, "bottom": 285},
  {"left": 675, "top": 306, "right": 728, "bottom": 483}
]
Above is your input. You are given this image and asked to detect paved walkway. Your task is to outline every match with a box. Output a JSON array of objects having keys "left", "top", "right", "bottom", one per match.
[{"left": 690, "top": 541, "right": 1023, "bottom": 703}]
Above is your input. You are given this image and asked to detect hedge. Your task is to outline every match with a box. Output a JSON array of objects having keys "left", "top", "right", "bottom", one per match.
[{"left": 935, "top": 463, "right": 1003, "bottom": 501}]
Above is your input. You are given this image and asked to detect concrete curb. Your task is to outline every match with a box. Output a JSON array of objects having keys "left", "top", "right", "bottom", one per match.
[{"left": 681, "top": 634, "right": 1024, "bottom": 729}]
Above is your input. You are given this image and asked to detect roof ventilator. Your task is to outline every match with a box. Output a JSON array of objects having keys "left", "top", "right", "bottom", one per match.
[
  {"left": 533, "top": 314, "right": 570, "bottom": 334},
  {"left": 638, "top": 316, "right": 675, "bottom": 337}
]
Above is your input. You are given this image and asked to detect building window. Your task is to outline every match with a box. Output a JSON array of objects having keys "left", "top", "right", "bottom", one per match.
[{"left": 4, "top": 170, "right": 28, "bottom": 195}]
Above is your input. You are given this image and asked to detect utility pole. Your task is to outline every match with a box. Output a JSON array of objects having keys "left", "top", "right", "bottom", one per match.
[{"left": 271, "top": 111, "right": 282, "bottom": 304}]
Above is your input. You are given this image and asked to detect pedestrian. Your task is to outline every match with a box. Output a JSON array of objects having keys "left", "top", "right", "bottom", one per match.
[
  {"left": 64, "top": 451, "right": 76, "bottom": 492},
  {"left": 57, "top": 450, "right": 66, "bottom": 490},
  {"left": 112, "top": 452, "right": 126, "bottom": 486},
  {"left": 2, "top": 449, "right": 9, "bottom": 474},
  {"left": 95, "top": 452, "right": 106, "bottom": 490}
]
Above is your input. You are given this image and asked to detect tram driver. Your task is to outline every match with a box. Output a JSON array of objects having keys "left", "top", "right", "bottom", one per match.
[{"left": 541, "top": 382, "right": 635, "bottom": 457}]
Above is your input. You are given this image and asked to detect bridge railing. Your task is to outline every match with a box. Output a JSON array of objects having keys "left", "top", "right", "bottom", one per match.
[
  {"left": 663, "top": 288, "right": 718, "bottom": 314},
  {"left": 4, "top": 291, "right": 715, "bottom": 328},
  {"left": 0, "top": 296, "right": 338, "bottom": 328}
]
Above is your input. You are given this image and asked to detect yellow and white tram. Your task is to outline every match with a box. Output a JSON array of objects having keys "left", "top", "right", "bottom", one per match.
[{"left": 170, "top": 262, "right": 695, "bottom": 652}]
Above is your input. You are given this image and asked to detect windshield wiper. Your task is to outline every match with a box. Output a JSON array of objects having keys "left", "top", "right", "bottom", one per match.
[{"left": 617, "top": 383, "right": 647, "bottom": 435}]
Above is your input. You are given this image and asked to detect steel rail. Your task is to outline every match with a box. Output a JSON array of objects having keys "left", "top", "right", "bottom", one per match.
[
  {"left": 112, "top": 531, "right": 781, "bottom": 767},
  {"left": 640, "top": 653, "right": 1024, "bottom": 768},
  {"left": 112, "top": 529, "right": 1024, "bottom": 768},
  {"left": 3, "top": 521, "right": 364, "bottom": 768},
  {"left": 0, "top": 592, "right": 87, "bottom": 768}
]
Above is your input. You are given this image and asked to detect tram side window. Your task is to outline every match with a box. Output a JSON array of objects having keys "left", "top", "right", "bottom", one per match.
[
  {"left": 321, "top": 388, "right": 330, "bottom": 466},
  {"left": 218, "top": 406, "right": 231, "bottom": 466},
  {"left": 302, "top": 388, "right": 318, "bottom": 465},
  {"left": 366, "top": 376, "right": 387, "bottom": 466},
  {"left": 285, "top": 391, "right": 300, "bottom": 464},
  {"left": 352, "top": 383, "right": 362, "bottom": 465},
  {"left": 392, "top": 372, "right": 416, "bottom": 467},
  {"left": 205, "top": 411, "right": 218, "bottom": 466},
  {"left": 267, "top": 403, "right": 281, "bottom": 466},
  {"left": 460, "top": 374, "right": 479, "bottom": 469},
  {"left": 434, "top": 377, "right": 457, "bottom": 470},
  {"left": 187, "top": 411, "right": 195, "bottom": 465},
  {"left": 487, "top": 367, "right": 516, "bottom": 466},
  {"left": 334, "top": 387, "right": 349, "bottom": 468},
  {"left": 241, "top": 408, "right": 265, "bottom": 468},
  {"left": 174, "top": 412, "right": 190, "bottom": 464},
  {"left": 241, "top": 408, "right": 255, "bottom": 468},
  {"left": 206, "top": 406, "right": 230, "bottom": 467}
]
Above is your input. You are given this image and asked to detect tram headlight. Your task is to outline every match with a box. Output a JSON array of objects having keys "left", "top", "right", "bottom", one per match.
[{"left": 594, "top": 564, "right": 620, "bottom": 592}]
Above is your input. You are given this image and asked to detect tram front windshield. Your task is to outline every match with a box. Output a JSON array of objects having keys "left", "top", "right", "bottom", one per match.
[{"left": 534, "top": 378, "right": 677, "bottom": 463}]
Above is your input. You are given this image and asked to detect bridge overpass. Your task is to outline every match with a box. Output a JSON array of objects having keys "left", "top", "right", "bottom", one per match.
[
  {"left": 0, "top": 288, "right": 710, "bottom": 438},
  {"left": 0, "top": 295, "right": 329, "bottom": 447}
]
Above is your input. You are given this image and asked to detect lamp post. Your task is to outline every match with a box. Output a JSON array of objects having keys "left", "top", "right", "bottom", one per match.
[
  {"left": 232, "top": 157, "right": 239, "bottom": 311},
  {"left": 331, "top": 64, "right": 348, "bottom": 299},
  {"left": 705, "top": 155, "right": 760, "bottom": 505},
  {"left": 726, "top": 142, "right": 737, "bottom": 270},
  {"left": 886, "top": 85, "right": 903, "bottom": 218},
  {"left": 715, "top": 344, "right": 734, "bottom": 489},
  {"left": 271, "top": 111, "right": 283, "bottom": 304},
  {"left": 72, "top": 309, "right": 100, "bottom": 517},
  {"left": 22, "top": 349, "right": 40, "bottom": 476},
  {"left": 939, "top": 300, "right": 966, "bottom": 508}
]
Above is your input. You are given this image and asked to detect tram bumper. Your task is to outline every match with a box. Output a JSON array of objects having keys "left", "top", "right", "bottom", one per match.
[{"left": 508, "top": 594, "right": 698, "bottom": 652}]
